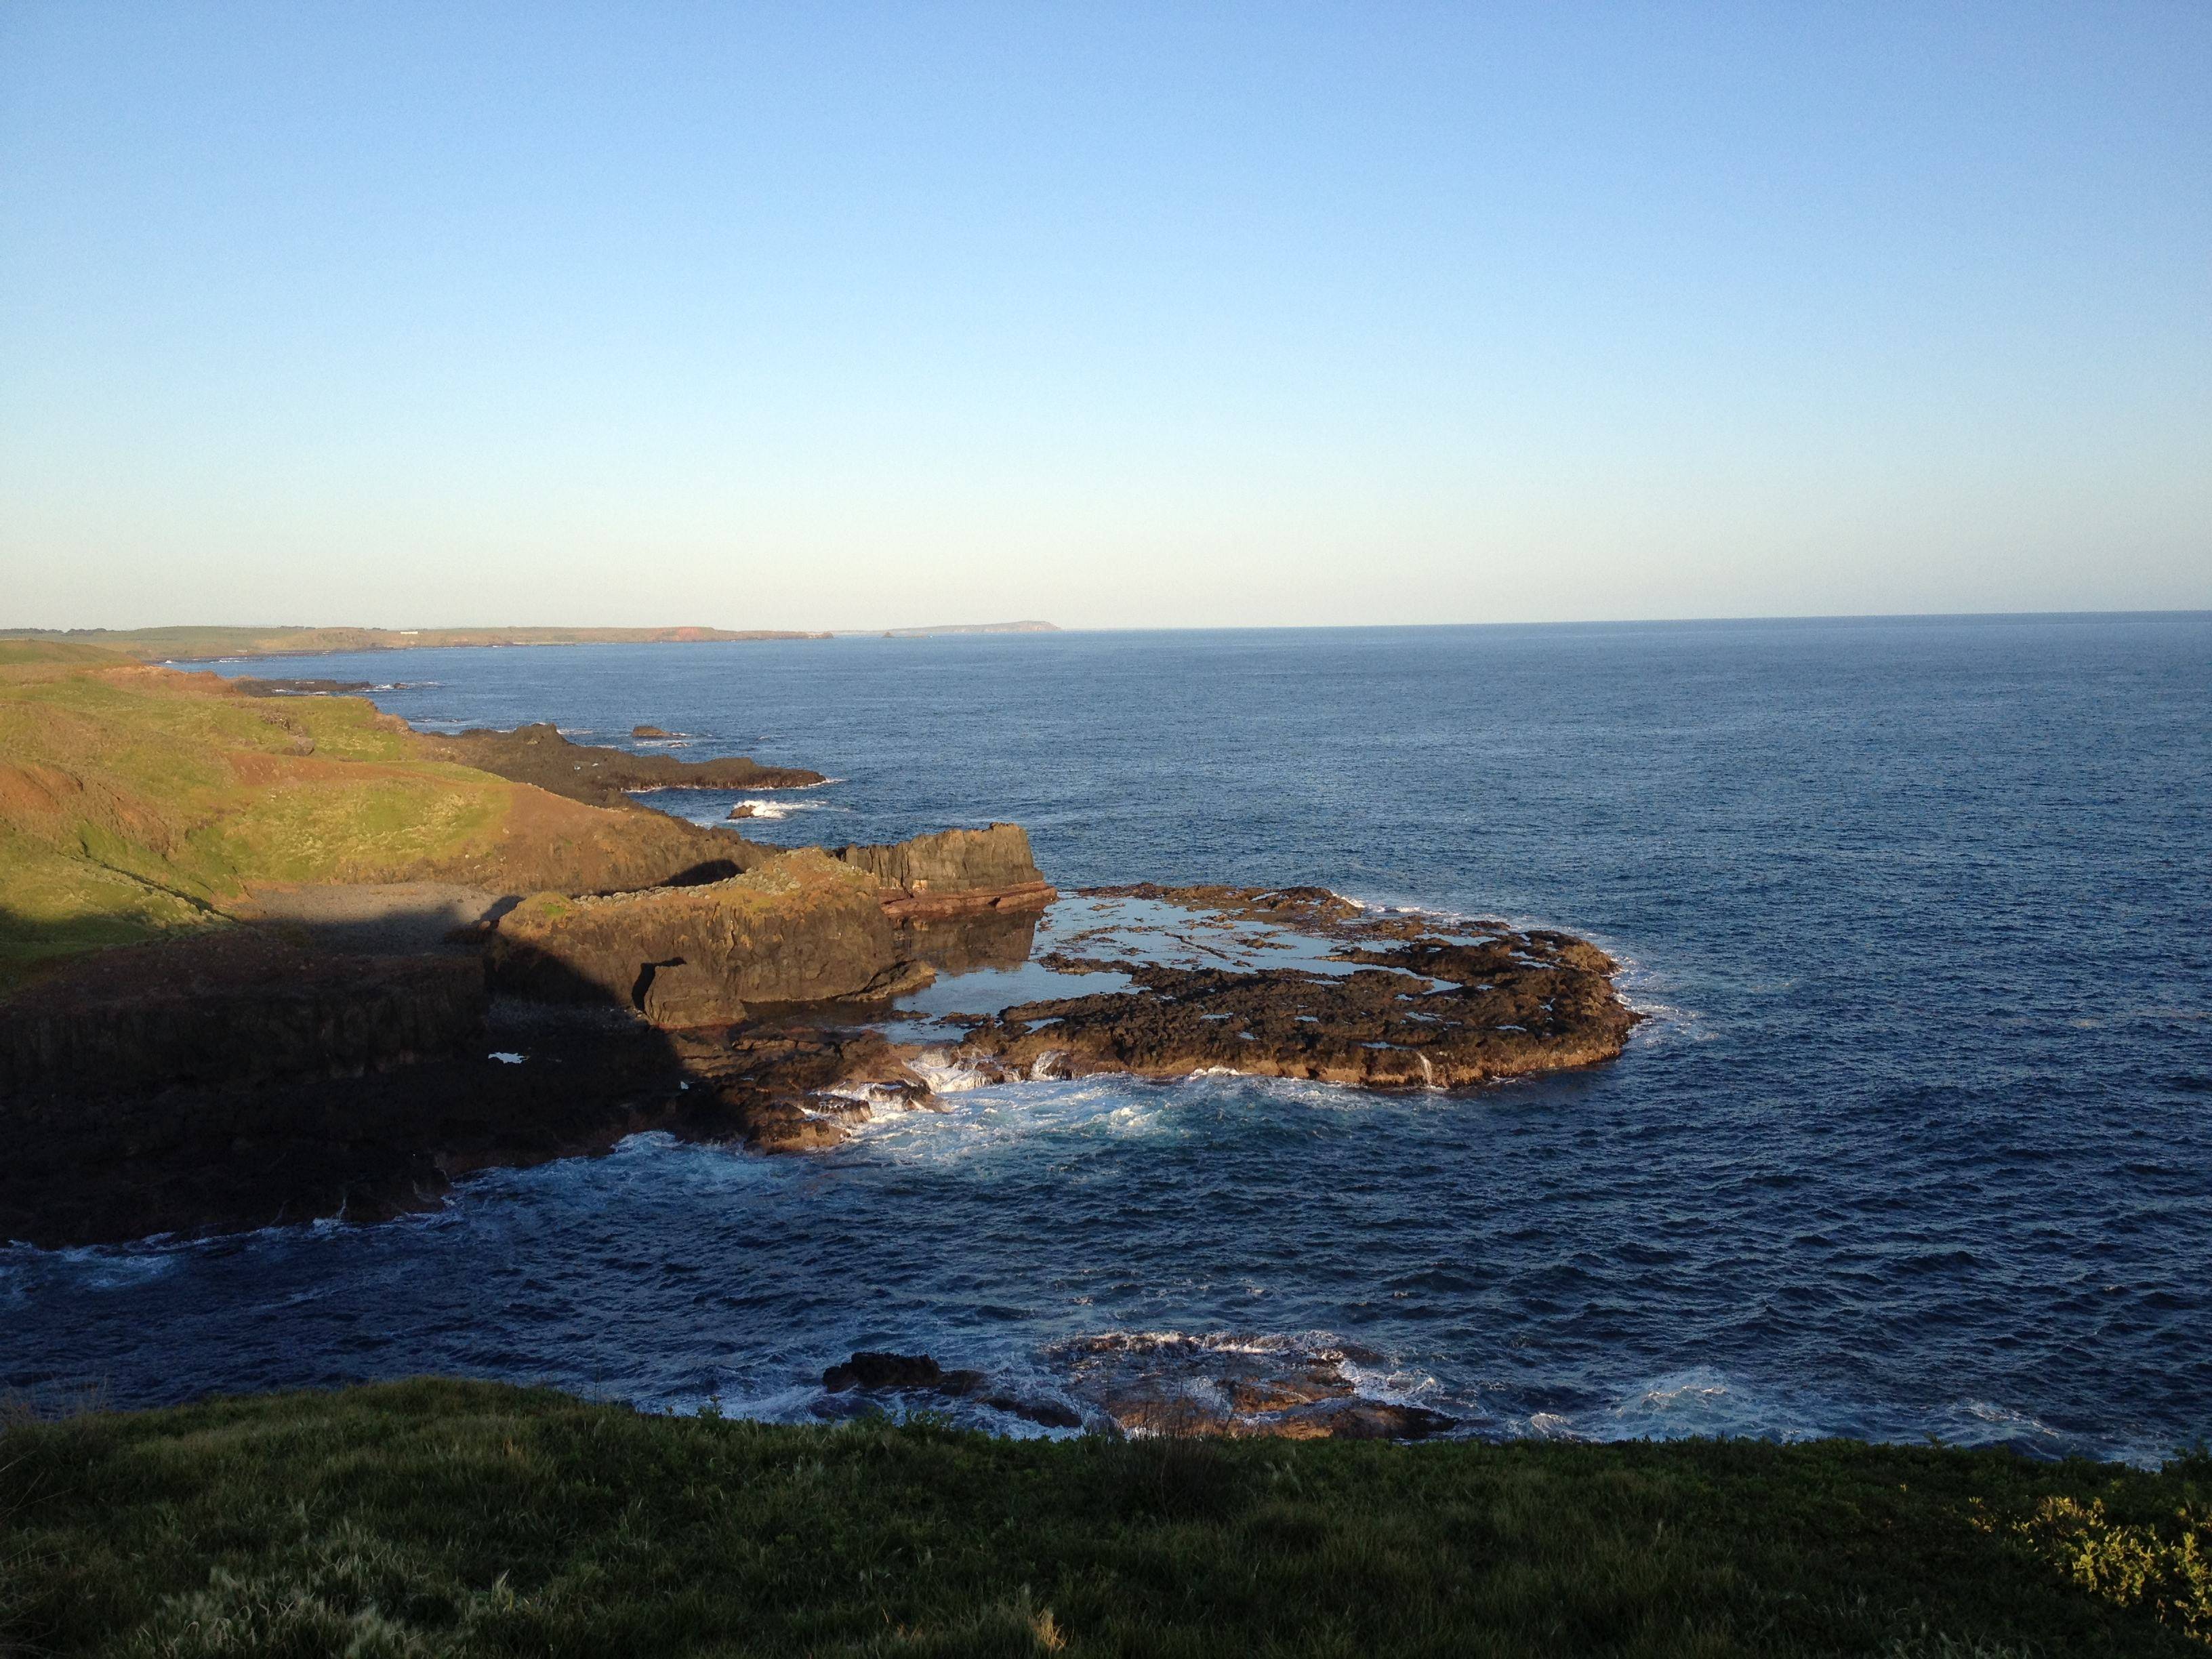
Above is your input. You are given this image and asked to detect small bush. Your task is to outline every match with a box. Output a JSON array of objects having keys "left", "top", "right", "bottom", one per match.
[{"left": 1987, "top": 1494, "right": 2212, "bottom": 1644}]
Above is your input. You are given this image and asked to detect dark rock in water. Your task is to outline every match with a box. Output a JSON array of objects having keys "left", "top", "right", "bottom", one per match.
[
  {"left": 228, "top": 677, "right": 375, "bottom": 697},
  {"left": 823, "top": 1352, "right": 944, "bottom": 1391},
  {"left": 670, "top": 1026, "right": 930, "bottom": 1155},
  {"left": 832, "top": 823, "right": 1055, "bottom": 918},
  {"left": 430, "top": 722, "right": 822, "bottom": 810},
  {"left": 1048, "top": 1331, "right": 1455, "bottom": 1441},
  {"left": 726, "top": 803, "right": 756, "bottom": 819},
  {"left": 632, "top": 724, "right": 674, "bottom": 738},
  {"left": 960, "top": 888, "right": 1634, "bottom": 1088},
  {"left": 819, "top": 1350, "right": 1084, "bottom": 1429}
]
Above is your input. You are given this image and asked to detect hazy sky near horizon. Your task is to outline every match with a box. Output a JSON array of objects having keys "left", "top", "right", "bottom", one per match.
[{"left": 3, "top": 3, "right": 2208, "bottom": 631}]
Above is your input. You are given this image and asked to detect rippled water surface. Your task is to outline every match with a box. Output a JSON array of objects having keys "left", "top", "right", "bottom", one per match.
[{"left": 7, "top": 617, "right": 2209, "bottom": 1460}]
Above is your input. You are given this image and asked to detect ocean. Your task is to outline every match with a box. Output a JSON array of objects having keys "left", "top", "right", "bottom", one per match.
[{"left": 5, "top": 615, "right": 2208, "bottom": 1462}]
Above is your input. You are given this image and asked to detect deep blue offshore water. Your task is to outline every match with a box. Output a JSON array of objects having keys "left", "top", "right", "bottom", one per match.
[{"left": 5, "top": 615, "right": 2209, "bottom": 1460}]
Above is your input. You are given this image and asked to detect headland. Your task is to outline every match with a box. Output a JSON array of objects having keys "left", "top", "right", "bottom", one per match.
[{"left": 0, "top": 637, "right": 1636, "bottom": 1266}]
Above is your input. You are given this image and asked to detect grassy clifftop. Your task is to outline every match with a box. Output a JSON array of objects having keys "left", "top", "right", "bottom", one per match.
[
  {"left": 2, "top": 1380, "right": 2205, "bottom": 1656},
  {"left": 0, "top": 644, "right": 750, "bottom": 989}
]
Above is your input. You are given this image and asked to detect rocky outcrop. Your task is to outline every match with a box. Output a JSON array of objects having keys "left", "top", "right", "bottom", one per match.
[
  {"left": 667, "top": 1025, "right": 932, "bottom": 1153},
  {"left": 427, "top": 722, "right": 823, "bottom": 810},
  {"left": 957, "top": 890, "right": 1635, "bottom": 1088},
  {"left": 831, "top": 823, "right": 1054, "bottom": 918},
  {"left": 0, "top": 933, "right": 485, "bottom": 1101},
  {"left": 485, "top": 851, "right": 904, "bottom": 1027},
  {"left": 817, "top": 1351, "right": 1084, "bottom": 1429},
  {"left": 808, "top": 1336, "right": 1452, "bottom": 1439},
  {"left": 0, "top": 1000, "right": 943, "bottom": 1248},
  {"left": 424, "top": 782, "right": 781, "bottom": 898},
  {"left": 229, "top": 678, "right": 376, "bottom": 697},
  {"left": 1051, "top": 1332, "right": 1456, "bottom": 1441}
]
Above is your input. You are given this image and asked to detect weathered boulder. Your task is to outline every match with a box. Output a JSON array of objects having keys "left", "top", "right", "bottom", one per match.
[
  {"left": 831, "top": 823, "right": 1054, "bottom": 918},
  {"left": 485, "top": 850, "right": 900, "bottom": 1026}
]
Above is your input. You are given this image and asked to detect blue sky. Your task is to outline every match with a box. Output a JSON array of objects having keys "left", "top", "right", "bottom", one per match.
[{"left": 3, "top": 2, "right": 2206, "bottom": 629}]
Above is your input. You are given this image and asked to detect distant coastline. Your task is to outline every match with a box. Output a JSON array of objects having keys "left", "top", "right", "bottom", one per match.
[
  {"left": 0, "top": 621, "right": 1061, "bottom": 661},
  {"left": 864, "top": 620, "right": 1060, "bottom": 638}
]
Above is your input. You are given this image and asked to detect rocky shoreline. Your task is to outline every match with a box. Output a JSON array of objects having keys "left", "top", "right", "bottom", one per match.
[
  {"left": 1, "top": 664, "right": 1635, "bottom": 1278},
  {"left": 0, "top": 869, "right": 1636, "bottom": 1248}
]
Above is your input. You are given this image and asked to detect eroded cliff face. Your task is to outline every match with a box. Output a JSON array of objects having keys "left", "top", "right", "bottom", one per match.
[
  {"left": 831, "top": 823, "right": 1055, "bottom": 917},
  {"left": 485, "top": 850, "right": 903, "bottom": 1026},
  {"left": 0, "top": 933, "right": 485, "bottom": 1101}
]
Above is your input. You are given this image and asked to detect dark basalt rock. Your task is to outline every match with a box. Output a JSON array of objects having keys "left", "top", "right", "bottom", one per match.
[
  {"left": 823, "top": 1352, "right": 947, "bottom": 1391},
  {"left": 670, "top": 1025, "right": 930, "bottom": 1154},
  {"left": 0, "top": 1003, "right": 940, "bottom": 1246},
  {"left": 958, "top": 919, "right": 1635, "bottom": 1088},
  {"left": 1050, "top": 1332, "right": 1456, "bottom": 1441},
  {"left": 0, "top": 933, "right": 485, "bottom": 1101},
  {"left": 431, "top": 722, "right": 823, "bottom": 809},
  {"left": 819, "top": 1351, "right": 1084, "bottom": 1429}
]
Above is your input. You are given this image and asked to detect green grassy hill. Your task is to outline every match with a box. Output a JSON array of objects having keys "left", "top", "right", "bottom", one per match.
[
  {"left": 0, "top": 644, "right": 746, "bottom": 989},
  {"left": 2, "top": 1380, "right": 2205, "bottom": 1656}
]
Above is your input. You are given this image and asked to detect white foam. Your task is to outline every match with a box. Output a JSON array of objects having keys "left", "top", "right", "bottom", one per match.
[
  {"left": 904, "top": 1050, "right": 1002, "bottom": 1094},
  {"left": 727, "top": 796, "right": 829, "bottom": 820}
]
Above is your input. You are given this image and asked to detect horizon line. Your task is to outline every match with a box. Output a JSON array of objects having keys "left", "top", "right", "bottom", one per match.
[{"left": 7, "top": 605, "right": 2211, "bottom": 640}]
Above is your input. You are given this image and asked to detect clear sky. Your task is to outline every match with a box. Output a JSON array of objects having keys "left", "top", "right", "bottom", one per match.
[{"left": 3, "top": 2, "right": 2207, "bottom": 630}]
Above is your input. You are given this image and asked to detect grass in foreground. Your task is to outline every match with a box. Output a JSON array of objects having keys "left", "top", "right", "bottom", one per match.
[{"left": 2, "top": 1380, "right": 2206, "bottom": 1657}]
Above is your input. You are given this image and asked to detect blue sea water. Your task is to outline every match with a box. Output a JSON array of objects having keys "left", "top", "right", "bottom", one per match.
[{"left": 5, "top": 615, "right": 2209, "bottom": 1461}]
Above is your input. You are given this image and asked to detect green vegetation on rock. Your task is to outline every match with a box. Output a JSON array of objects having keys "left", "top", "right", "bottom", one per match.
[{"left": 1, "top": 1380, "right": 2206, "bottom": 1657}]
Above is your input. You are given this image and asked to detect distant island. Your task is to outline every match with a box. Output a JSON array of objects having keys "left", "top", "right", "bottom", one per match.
[{"left": 869, "top": 620, "right": 1060, "bottom": 637}]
